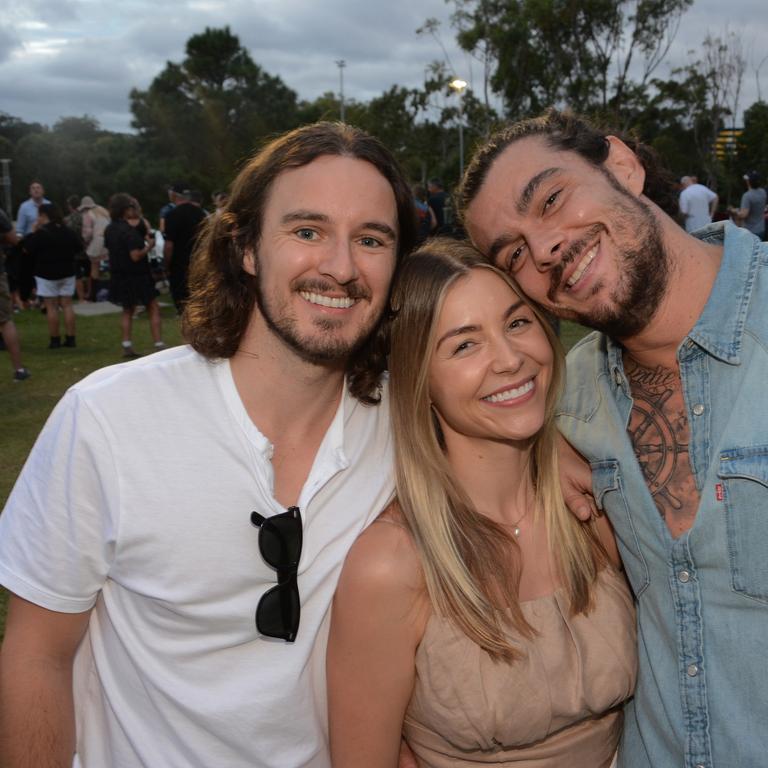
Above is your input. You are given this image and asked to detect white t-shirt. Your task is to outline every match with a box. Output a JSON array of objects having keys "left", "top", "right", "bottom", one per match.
[
  {"left": 679, "top": 183, "right": 717, "bottom": 232},
  {"left": 0, "top": 346, "right": 394, "bottom": 768}
]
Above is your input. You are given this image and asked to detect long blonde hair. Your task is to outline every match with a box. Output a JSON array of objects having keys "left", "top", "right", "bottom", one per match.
[{"left": 388, "top": 238, "right": 606, "bottom": 662}]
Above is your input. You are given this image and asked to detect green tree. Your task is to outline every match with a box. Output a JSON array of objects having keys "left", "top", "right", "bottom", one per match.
[
  {"left": 738, "top": 101, "right": 768, "bottom": 183},
  {"left": 130, "top": 26, "right": 298, "bottom": 194},
  {"left": 441, "top": 0, "right": 692, "bottom": 122}
]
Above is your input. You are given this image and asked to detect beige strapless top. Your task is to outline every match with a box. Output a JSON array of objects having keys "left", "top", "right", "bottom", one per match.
[{"left": 404, "top": 567, "right": 637, "bottom": 767}]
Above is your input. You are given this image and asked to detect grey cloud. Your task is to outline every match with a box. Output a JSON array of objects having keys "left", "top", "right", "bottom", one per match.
[
  {"left": 0, "top": 25, "right": 22, "bottom": 64},
  {"left": 25, "top": 0, "right": 81, "bottom": 23},
  {"left": 0, "top": 0, "right": 765, "bottom": 133}
]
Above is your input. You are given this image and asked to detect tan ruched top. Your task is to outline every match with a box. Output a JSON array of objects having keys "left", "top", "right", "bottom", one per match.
[{"left": 403, "top": 568, "right": 637, "bottom": 767}]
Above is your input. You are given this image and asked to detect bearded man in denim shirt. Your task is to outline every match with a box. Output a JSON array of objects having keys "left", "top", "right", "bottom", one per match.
[{"left": 460, "top": 109, "right": 768, "bottom": 768}]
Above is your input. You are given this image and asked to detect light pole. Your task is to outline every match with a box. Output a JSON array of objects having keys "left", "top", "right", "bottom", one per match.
[
  {"left": 449, "top": 78, "right": 468, "bottom": 178},
  {"left": 335, "top": 60, "right": 346, "bottom": 122}
]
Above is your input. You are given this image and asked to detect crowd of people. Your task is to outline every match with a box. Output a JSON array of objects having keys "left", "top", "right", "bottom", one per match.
[
  {"left": 0, "top": 112, "right": 767, "bottom": 768},
  {"left": 0, "top": 182, "right": 229, "bottom": 379}
]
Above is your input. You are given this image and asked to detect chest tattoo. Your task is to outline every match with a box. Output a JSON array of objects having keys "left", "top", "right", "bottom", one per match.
[{"left": 624, "top": 358, "right": 699, "bottom": 537}]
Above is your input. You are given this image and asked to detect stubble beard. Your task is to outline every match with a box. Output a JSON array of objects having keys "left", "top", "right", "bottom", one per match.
[
  {"left": 253, "top": 275, "right": 379, "bottom": 366},
  {"left": 549, "top": 188, "right": 669, "bottom": 340}
]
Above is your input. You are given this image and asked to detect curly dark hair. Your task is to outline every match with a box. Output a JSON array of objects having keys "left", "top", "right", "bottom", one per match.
[
  {"left": 182, "top": 121, "right": 417, "bottom": 405},
  {"left": 108, "top": 193, "right": 136, "bottom": 222},
  {"left": 458, "top": 108, "right": 678, "bottom": 220}
]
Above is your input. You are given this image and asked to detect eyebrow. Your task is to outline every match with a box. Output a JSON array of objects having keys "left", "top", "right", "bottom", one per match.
[
  {"left": 361, "top": 221, "right": 397, "bottom": 239},
  {"left": 281, "top": 210, "right": 397, "bottom": 239},
  {"left": 516, "top": 167, "right": 561, "bottom": 215},
  {"left": 436, "top": 299, "right": 526, "bottom": 349},
  {"left": 281, "top": 210, "right": 329, "bottom": 224}
]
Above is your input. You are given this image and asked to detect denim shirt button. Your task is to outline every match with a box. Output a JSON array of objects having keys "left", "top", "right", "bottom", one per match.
[
  {"left": 692, "top": 403, "right": 705, "bottom": 416},
  {"left": 687, "top": 663, "right": 699, "bottom": 677},
  {"left": 695, "top": 764, "right": 705, "bottom": 768},
  {"left": 678, "top": 570, "right": 690, "bottom": 583}
]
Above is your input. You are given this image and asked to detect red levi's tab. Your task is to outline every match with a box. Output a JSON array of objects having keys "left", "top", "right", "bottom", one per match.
[{"left": 715, "top": 483, "right": 724, "bottom": 502}]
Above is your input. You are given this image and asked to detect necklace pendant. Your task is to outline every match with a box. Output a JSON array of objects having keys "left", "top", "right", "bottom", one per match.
[{"left": 513, "top": 526, "right": 521, "bottom": 537}]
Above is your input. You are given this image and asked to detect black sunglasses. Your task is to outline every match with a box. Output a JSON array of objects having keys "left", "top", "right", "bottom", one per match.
[{"left": 250, "top": 506, "right": 303, "bottom": 642}]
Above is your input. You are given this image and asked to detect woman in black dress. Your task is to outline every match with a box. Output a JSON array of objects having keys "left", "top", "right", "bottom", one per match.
[{"left": 104, "top": 193, "right": 164, "bottom": 358}]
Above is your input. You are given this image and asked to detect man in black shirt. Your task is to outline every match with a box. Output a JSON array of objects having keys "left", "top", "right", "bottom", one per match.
[
  {"left": 163, "top": 188, "right": 207, "bottom": 313},
  {"left": 23, "top": 204, "right": 81, "bottom": 348}
]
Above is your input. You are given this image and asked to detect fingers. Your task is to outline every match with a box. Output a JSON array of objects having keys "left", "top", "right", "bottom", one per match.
[{"left": 564, "top": 492, "right": 602, "bottom": 522}]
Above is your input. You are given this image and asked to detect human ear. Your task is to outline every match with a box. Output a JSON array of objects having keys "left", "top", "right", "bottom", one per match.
[
  {"left": 604, "top": 136, "right": 646, "bottom": 196},
  {"left": 242, "top": 246, "right": 257, "bottom": 276}
]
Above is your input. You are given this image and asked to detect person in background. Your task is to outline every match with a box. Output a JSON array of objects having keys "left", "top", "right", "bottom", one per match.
[
  {"left": 164, "top": 186, "right": 206, "bottom": 314},
  {"left": 15, "top": 180, "right": 49, "bottom": 237},
  {"left": 159, "top": 183, "right": 183, "bottom": 234},
  {"left": 412, "top": 183, "right": 436, "bottom": 244},
  {"left": 64, "top": 195, "right": 90, "bottom": 302},
  {"left": 13, "top": 181, "right": 49, "bottom": 307},
  {"left": 23, "top": 203, "right": 80, "bottom": 348},
  {"left": 126, "top": 196, "right": 155, "bottom": 241},
  {"left": 427, "top": 177, "right": 449, "bottom": 234},
  {"left": 329, "top": 240, "right": 635, "bottom": 768},
  {"left": 80, "top": 195, "right": 110, "bottom": 301},
  {"left": 730, "top": 170, "right": 766, "bottom": 240},
  {"left": 678, "top": 175, "right": 718, "bottom": 233},
  {"left": 0, "top": 207, "right": 30, "bottom": 380},
  {"left": 104, "top": 193, "right": 164, "bottom": 358}
]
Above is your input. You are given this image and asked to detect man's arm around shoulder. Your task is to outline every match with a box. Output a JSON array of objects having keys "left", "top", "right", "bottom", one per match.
[{"left": 0, "top": 595, "right": 90, "bottom": 768}]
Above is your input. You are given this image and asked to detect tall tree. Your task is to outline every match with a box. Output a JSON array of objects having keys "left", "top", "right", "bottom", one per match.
[
  {"left": 130, "top": 27, "right": 298, "bottom": 192},
  {"left": 441, "top": 0, "right": 692, "bottom": 122}
]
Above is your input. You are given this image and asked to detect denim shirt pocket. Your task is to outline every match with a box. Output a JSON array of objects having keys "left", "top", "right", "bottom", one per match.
[
  {"left": 592, "top": 459, "right": 650, "bottom": 597},
  {"left": 719, "top": 446, "right": 768, "bottom": 604}
]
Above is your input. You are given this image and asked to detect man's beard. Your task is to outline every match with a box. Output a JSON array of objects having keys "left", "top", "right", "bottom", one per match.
[
  {"left": 547, "top": 188, "right": 669, "bottom": 339},
  {"left": 254, "top": 275, "right": 377, "bottom": 366}
]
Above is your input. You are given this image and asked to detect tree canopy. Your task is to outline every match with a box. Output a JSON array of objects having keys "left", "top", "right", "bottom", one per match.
[{"left": 1, "top": 19, "right": 764, "bottom": 221}]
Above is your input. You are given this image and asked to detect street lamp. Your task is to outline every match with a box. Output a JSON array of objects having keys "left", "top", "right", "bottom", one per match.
[
  {"left": 449, "top": 77, "right": 468, "bottom": 178},
  {"left": 335, "top": 60, "right": 347, "bottom": 122}
]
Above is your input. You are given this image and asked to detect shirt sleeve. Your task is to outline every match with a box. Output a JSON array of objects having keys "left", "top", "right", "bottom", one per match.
[
  {"left": 0, "top": 388, "right": 120, "bottom": 613},
  {"left": 15, "top": 204, "right": 28, "bottom": 235},
  {"left": 679, "top": 192, "right": 690, "bottom": 215},
  {"left": 706, "top": 188, "right": 717, "bottom": 202},
  {"left": 741, "top": 191, "right": 750, "bottom": 210}
]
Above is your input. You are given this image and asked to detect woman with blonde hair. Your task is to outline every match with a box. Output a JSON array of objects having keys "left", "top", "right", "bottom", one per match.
[{"left": 328, "top": 239, "right": 636, "bottom": 767}]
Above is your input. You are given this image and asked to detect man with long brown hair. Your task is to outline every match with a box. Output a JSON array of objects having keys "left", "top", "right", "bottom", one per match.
[
  {"left": 0, "top": 122, "right": 416, "bottom": 768},
  {"left": 459, "top": 108, "right": 768, "bottom": 768}
]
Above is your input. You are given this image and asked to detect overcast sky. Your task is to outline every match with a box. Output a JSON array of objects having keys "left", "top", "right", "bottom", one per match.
[{"left": 1, "top": 0, "right": 766, "bottom": 133}]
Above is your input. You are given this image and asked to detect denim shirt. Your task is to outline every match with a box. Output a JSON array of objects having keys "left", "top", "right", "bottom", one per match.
[{"left": 557, "top": 223, "right": 768, "bottom": 768}]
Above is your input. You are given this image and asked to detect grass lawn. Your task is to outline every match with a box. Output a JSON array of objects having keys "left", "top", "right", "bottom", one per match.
[{"left": 0, "top": 305, "right": 590, "bottom": 639}]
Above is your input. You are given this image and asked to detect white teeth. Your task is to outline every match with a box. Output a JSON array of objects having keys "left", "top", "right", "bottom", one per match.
[
  {"left": 482, "top": 379, "right": 534, "bottom": 403},
  {"left": 299, "top": 291, "right": 355, "bottom": 309},
  {"left": 566, "top": 245, "right": 598, "bottom": 288}
]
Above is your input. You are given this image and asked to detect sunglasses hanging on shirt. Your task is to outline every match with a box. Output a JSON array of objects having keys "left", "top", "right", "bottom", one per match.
[{"left": 250, "top": 506, "right": 303, "bottom": 642}]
